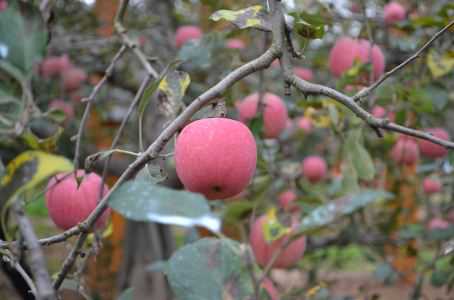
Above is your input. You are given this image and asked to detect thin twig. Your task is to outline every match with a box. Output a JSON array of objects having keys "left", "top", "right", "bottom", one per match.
[{"left": 1, "top": 250, "right": 38, "bottom": 297}]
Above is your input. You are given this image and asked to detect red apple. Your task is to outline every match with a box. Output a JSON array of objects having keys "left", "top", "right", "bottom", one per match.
[
  {"left": 175, "top": 25, "right": 202, "bottom": 48},
  {"left": 250, "top": 215, "right": 306, "bottom": 268},
  {"left": 175, "top": 118, "right": 257, "bottom": 200},
  {"left": 294, "top": 67, "right": 313, "bottom": 81},
  {"left": 62, "top": 67, "right": 87, "bottom": 92},
  {"left": 371, "top": 105, "right": 386, "bottom": 118},
  {"left": 0, "top": 0, "right": 7, "bottom": 11},
  {"left": 49, "top": 99, "right": 75, "bottom": 121},
  {"left": 302, "top": 156, "right": 327, "bottom": 183},
  {"left": 226, "top": 38, "right": 245, "bottom": 50},
  {"left": 390, "top": 136, "right": 419, "bottom": 165},
  {"left": 278, "top": 190, "right": 298, "bottom": 212},
  {"left": 329, "top": 37, "right": 385, "bottom": 80},
  {"left": 262, "top": 278, "right": 280, "bottom": 300},
  {"left": 418, "top": 128, "right": 450, "bottom": 159},
  {"left": 45, "top": 170, "right": 110, "bottom": 231},
  {"left": 236, "top": 93, "right": 289, "bottom": 139},
  {"left": 384, "top": 2, "right": 406, "bottom": 25},
  {"left": 40, "top": 55, "right": 72, "bottom": 78},
  {"left": 297, "top": 117, "right": 313, "bottom": 134},
  {"left": 427, "top": 218, "right": 449, "bottom": 230},
  {"left": 423, "top": 177, "right": 441, "bottom": 194}
]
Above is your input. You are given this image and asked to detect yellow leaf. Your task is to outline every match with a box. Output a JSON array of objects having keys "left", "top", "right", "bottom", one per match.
[
  {"left": 427, "top": 50, "right": 454, "bottom": 78},
  {"left": 263, "top": 208, "right": 291, "bottom": 242}
]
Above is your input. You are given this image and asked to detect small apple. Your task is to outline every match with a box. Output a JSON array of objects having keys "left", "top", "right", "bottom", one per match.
[
  {"left": 384, "top": 2, "right": 406, "bottom": 25},
  {"left": 418, "top": 128, "right": 450, "bottom": 159},
  {"left": 371, "top": 105, "right": 387, "bottom": 118},
  {"left": 390, "top": 136, "right": 419, "bottom": 165},
  {"left": 427, "top": 217, "right": 449, "bottom": 230},
  {"left": 302, "top": 156, "right": 327, "bottom": 183},
  {"left": 49, "top": 99, "right": 75, "bottom": 121},
  {"left": 175, "top": 118, "right": 257, "bottom": 200},
  {"left": 226, "top": 38, "right": 246, "bottom": 50},
  {"left": 0, "top": 0, "right": 7, "bottom": 11},
  {"left": 422, "top": 177, "right": 441, "bottom": 194},
  {"left": 294, "top": 67, "right": 313, "bottom": 81},
  {"left": 62, "top": 67, "right": 87, "bottom": 92},
  {"left": 45, "top": 170, "right": 110, "bottom": 231},
  {"left": 278, "top": 190, "right": 299, "bottom": 212},
  {"left": 175, "top": 25, "right": 202, "bottom": 48},
  {"left": 250, "top": 215, "right": 306, "bottom": 268},
  {"left": 297, "top": 117, "right": 313, "bottom": 134},
  {"left": 236, "top": 93, "right": 289, "bottom": 139}
]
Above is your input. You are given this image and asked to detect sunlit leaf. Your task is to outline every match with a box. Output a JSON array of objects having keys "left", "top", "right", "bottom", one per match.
[
  {"left": 210, "top": 6, "right": 271, "bottom": 31},
  {"left": 345, "top": 128, "right": 375, "bottom": 181},
  {"left": 263, "top": 209, "right": 291, "bottom": 242},
  {"left": 427, "top": 50, "right": 454, "bottom": 79}
]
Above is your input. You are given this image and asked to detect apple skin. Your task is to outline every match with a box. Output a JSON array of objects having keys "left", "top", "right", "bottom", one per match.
[
  {"left": 390, "top": 136, "right": 419, "bottom": 165},
  {"left": 49, "top": 99, "right": 75, "bottom": 121},
  {"left": 62, "top": 67, "right": 87, "bottom": 92},
  {"left": 278, "top": 190, "right": 299, "bottom": 212},
  {"left": 302, "top": 156, "right": 327, "bottom": 183},
  {"left": 423, "top": 178, "right": 442, "bottom": 195},
  {"left": 40, "top": 55, "right": 72, "bottom": 78},
  {"left": 175, "top": 25, "right": 202, "bottom": 48},
  {"left": 175, "top": 118, "right": 257, "bottom": 200},
  {"left": 384, "top": 2, "right": 406, "bottom": 25},
  {"left": 250, "top": 215, "right": 306, "bottom": 269},
  {"left": 226, "top": 38, "right": 246, "bottom": 49},
  {"left": 294, "top": 67, "right": 313, "bottom": 81},
  {"left": 329, "top": 37, "right": 385, "bottom": 80},
  {"left": 262, "top": 278, "right": 280, "bottom": 300},
  {"left": 297, "top": 117, "right": 313, "bottom": 134},
  {"left": 236, "top": 93, "right": 289, "bottom": 139},
  {"left": 371, "top": 105, "right": 387, "bottom": 118},
  {"left": 427, "top": 218, "right": 449, "bottom": 230},
  {"left": 418, "top": 128, "right": 450, "bottom": 159},
  {"left": 45, "top": 170, "right": 110, "bottom": 231},
  {"left": 0, "top": 0, "right": 7, "bottom": 11}
]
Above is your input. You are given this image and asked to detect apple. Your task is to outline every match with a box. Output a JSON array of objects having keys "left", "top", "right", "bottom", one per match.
[
  {"left": 390, "top": 136, "right": 419, "bottom": 165},
  {"left": 302, "top": 156, "right": 327, "bottom": 183},
  {"left": 49, "top": 99, "right": 75, "bottom": 121},
  {"left": 384, "top": 2, "right": 406, "bottom": 25},
  {"left": 250, "top": 215, "right": 306, "bottom": 268},
  {"left": 297, "top": 117, "right": 313, "bottom": 134},
  {"left": 175, "top": 25, "right": 202, "bottom": 48},
  {"left": 236, "top": 93, "right": 289, "bottom": 139},
  {"left": 427, "top": 217, "right": 449, "bottom": 230},
  {"left": 40, "top": 55, "right": 72, "bottom": 78},
  {"left": 294, "top": 67, "right": 313, "bottom": 81},
  {"left": 45, "top": 170, "right": 110, "bottom": 231},
  {"left": 62, "top": 67, "right": 87, "bottom": 92},
  {"left": 0, "top": 0, "right": 7, "bottom": 11},
  {"left": 175, "top": 118, "right": 257, "bottom": 200},
  {"left": 418, "top": 128, "right": 450, "bottom": 159},
  {"left": 262, "top": 278, "right": 280, "bottom": 300},
  {"left": 329, "top": 37, "right": 385, "bottom": 80},
  {"left": 226, "top": 38, "right": 246, "bottom": 49},
  {"left": 278, "top": 190, "right": 299, "bottom": 212},
  {"left": 371, "top": 105, "right": 387, "bottom": 118},
  {"left": 422, "top": 177, "right": 441, "bottom": 194}
]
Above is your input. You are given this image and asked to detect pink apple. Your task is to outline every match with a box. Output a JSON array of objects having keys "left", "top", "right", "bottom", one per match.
[
  {"left": 45, "top": 170, "right": 110, "bottom": 231},
  {"left": 371, "top": 105, "right": 387, "bottom": 118},
  {"left": 175, "top": 118, "right": 257, "bottom": 200},
  {"left": 226, "top": 38, "right": 246, "bottom": 49},
  {"left": 384, "top": 2, "right": 406, "bottom": 25},
  {"left": 262, "top": 278, "right": 280, "bottom": 300},
  {"left": 49, "top": 99, "right": 75, "bottom": 121},
  {"left": 0, "top": 0, "right": 7, "bottom": 11},
  {"left": 62, "top": 67, "right": 87, "bottom": 92},
  {"left": 250, "top": 215, "right": 306, "bottom": 268},
  {"left": 297, "top": 117, "right": 313, "bottom": 134},
  {"left": 390, "top": 136, "right": 419, "bottom": 165},
  {"left": 329, "top": 37, "right": 385, "bottom": 80},
  {"left": 302, "top": 156, "right": 327, "bottom": 183},
  {"left": 236, "top": 93, "right": 289, "bottom": 139},
  {"left": 428, "top": 218, "right": 449, "bottom": 230},
  {"left": 271, "top": 59, "right": 280, "bottom": 68},
  {"left": 294, "top": 67, "right": 313, "bottom": 81},
  {"left": 175, "top": 25, "right": 202, "bottom": 48},
  {"left": 423, "top": 178, "right": 442, "bottom": 194},
  {"left": 418, "top": 128, "right": 450, "bottom": 159},
  {"left": 40, "top": 55, "right": 72, "bottom": 78},
  {"left": 278, "top": 190, "right": 299, "bottom": 212}
]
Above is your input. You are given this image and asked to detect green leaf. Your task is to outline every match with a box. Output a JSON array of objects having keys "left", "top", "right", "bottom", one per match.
[
  {"left": 297, "top": 189, "right": 393, "bottom": 234},
  {"left": 248, "top": 114, "right": 264, "bottom": 138},
  {"left": 117, "top": 288, "right": 133, "bottom": 300},
  {"left": 0, "top": 0, "right": 48, "bottom": 77},
  {"left": 210, "top": 6, "right": 271, "bottom": 31},
  {"left": 158, "top": 69, "right": 190, "bottom": 118},
  {"left": 290, "top": 11, "right": 327, "bottom": 39},
  {"left": 165, "top": 238, "right": 254, "bottom": 300},
  {"left": 345, "top": 128, "right": 375, "bottom": 181},
  {"left": 21, "top": 118, "right": 63, "bottom": 152},
  {"left": 431, "top": 270, "right": 450, "bottom": 287},
  {"left": 408, "top": 87, "right": 434, "bottom": 113},
  {"left": 262, "top": 211, "right": 291, "bottom": 242},
  {"left": 222, "top": 201, "right": 254, "bottom": 224},
  {"left": 108, "top": 178, "right": 221, "bottom": 232}
]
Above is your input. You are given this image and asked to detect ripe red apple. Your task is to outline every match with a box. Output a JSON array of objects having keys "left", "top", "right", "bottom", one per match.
[
  {"left": 390, "top": 136, "right": 419, "bottom": 165},
  {"left": 250, "top": 215, "right": 306, "bottom": 268},
  {"left": 294, "top": 67, "right": 313, "bottom": 81},
  {"left": 175, "top": 25, "right": 202, "bottom": 48},
  {"left": 49, "top": 99, "right": 75, "bottom": 121},
  {"left": 418, "top": 128, "right": 450, "bottom": 159},
  {"left": 329, "top": 37, "right": 385, "bottom": 80},
  {"left": 0, "top": 0, "right": 8, "bottom": 12},
  {"left": 302, "top": 156, "right": 327, "bottom": 183},
  {"left": 62, "top": 67, "right": 87, "bottom": 92},
  {"left": 175, "top": 118, "right": 257, "bottom": 200},
  {"left": 371, "top": 105, "right": 387, "bottom": 118},
  {"left": 40, "top": 55, "right": 72, "bottom": 78},
  {"left": 384, "top": 2, "right": 406, "bottom": 25},
  {"left": 45, "top": 170, "right": 110, "bottom": 230},
  {"left": 278, "top": 190, "right": 298, "bottom": 212},
  {"left": 226, "top": 38, "right": 246, "bottom": 49},
  {"left": 262, "top": 278, "right": 280, "bottom": 300},
  {"left": 427, "top": 217, "right": 449, "bottom": 230},
  {"left": 236, "top": 93, "right": 289, "bottom": 139},
  {"left": 423, "top": 177, "right": 442, "bottom": 194},
  {"left": 297, "top": 117, "right": 313, "bottom": 134}
]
